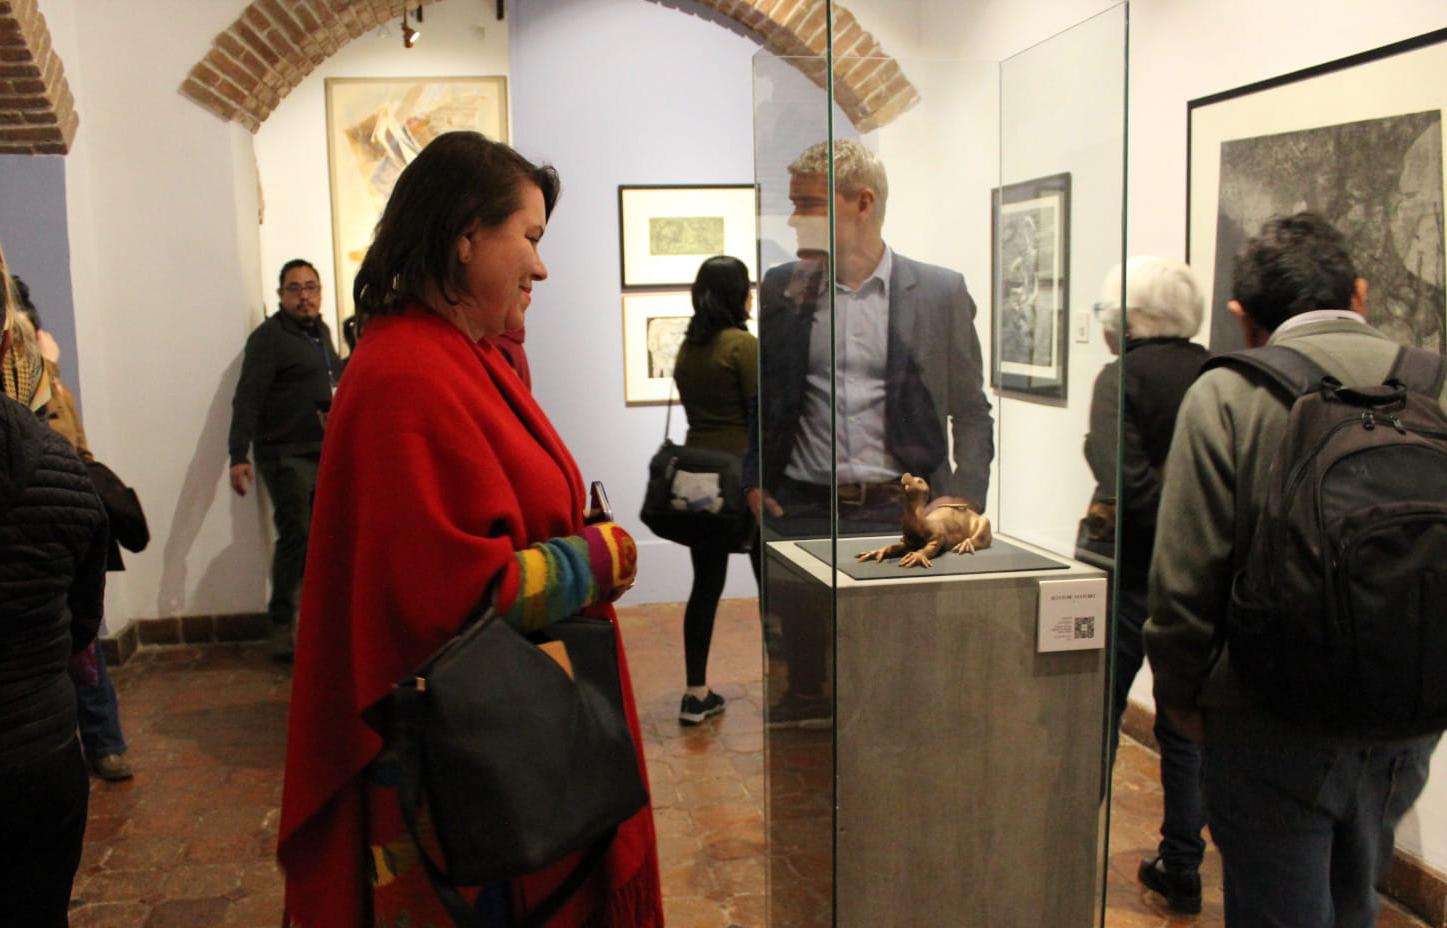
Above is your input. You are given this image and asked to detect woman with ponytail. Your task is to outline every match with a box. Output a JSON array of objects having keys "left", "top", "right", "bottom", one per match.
[{"left": 670, "top": 255, "right": 759, "bottom": 725}]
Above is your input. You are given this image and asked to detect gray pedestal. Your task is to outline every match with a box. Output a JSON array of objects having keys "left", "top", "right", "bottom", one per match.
[{"left": 764, "top": 533, "right": 1107, "bottom": 928}]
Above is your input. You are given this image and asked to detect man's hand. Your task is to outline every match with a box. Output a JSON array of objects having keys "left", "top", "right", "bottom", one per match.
[
  {"left": 746, "top": 487, "right": 784, "bottom": 519},
  {"left": 1163, "top": 705, "right": 1205, "bottom": 744},
  {"left": 229, "top": 463, "right": 254, "bottom": 497}
]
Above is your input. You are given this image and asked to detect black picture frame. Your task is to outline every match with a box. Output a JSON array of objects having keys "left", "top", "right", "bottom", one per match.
[
  {"left": 1187, "top": 28, "right": 1447, "bottom": 354},
  {"left": 991, "top": 172, "right": 1072, "bottom": 400},
  {"left": 617, "top": 184, "right": 759, "bottom": 289}
]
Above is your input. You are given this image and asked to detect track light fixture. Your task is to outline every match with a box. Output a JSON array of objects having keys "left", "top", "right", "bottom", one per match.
[{"left": 401, "top": 10, "right": 420, "bottom": 48}]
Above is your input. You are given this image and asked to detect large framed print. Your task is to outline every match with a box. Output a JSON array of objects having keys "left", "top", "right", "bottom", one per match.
[
  {"left": 621, "top": 290, "right": 758, "bottom": 406},
  {"left": 618, "top": 185, "right": 759, "bottom": 288},
  {"left": 1188, "top": 29, "right": 1447, "bottom": 354},
  {"left": 325, "top": 76, "right": 509, "bottom": 331},
  {"left": 991, "top": 172, "right": 1071, "bottom": 400}
]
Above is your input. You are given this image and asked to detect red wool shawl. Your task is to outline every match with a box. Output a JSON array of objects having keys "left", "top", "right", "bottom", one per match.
[{"left": 277, "top": 309, "right": 659, "bottom": 927}]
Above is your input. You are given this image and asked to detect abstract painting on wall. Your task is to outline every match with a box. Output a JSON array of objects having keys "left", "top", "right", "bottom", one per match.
[
  {"left": 991, "top": 172, "right": 1072, "bottom": 400},
  {"left": 325, "top": 76, "right": 508, "bottom": 329},
  {"left": 1188, "top": 30, "right": 1446, "bottom": 353}
]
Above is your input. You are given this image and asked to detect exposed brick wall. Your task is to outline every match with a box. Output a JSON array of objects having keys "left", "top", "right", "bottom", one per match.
[
  {"left": 181, "top": 0, "right": 919, "bottom": 134},
  {"left": 0, "top": 0, "right": 78, "bottom": 154},
  {"left": 181, "top": 0, "right": 445, "bottom": 132},
  {"left": 685, "top": 0, "right": 920, "bottom": 131}
]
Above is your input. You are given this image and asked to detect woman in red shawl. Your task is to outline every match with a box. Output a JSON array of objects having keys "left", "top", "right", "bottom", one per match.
[{"left": 278, "top": 132, "right": 661, "bottom": 927}]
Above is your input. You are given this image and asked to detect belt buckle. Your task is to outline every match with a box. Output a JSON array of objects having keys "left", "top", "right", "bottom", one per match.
[{"left": 836, "top": 482, "right": 865, "bottom": 506}]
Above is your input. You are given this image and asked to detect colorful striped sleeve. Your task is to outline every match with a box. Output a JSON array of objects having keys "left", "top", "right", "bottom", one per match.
[{"left": 502, "top": 523, "right": 635, "bottom": 632}]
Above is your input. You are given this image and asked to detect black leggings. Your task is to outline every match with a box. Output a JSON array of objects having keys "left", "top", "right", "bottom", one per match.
[{"left": 684, "top": 538, "right": 761, "bottom": 687}]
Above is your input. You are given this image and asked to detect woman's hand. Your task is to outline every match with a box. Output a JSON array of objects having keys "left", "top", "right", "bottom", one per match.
[{"left": 581, "top": 522, "right": 637, "bottom": 602}]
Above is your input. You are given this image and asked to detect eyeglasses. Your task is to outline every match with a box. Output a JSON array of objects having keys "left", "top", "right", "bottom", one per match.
[{"left": 283, "top": 282, "right": 321, "bottom": 295}]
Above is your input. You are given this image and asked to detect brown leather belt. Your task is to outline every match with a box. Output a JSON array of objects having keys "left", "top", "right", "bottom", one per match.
[
  {"left": 834, "top": 481, "right": 902, "bottom": 507},
  {"left": 779, "top": 475, "right": 903, "bottom": 508}
]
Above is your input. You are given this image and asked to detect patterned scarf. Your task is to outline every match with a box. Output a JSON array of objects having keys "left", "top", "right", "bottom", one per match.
[{"left": 1, "top": 311, "right": 50, "bottom": 412}]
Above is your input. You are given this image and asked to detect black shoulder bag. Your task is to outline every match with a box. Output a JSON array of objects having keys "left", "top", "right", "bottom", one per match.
[
  {"left": 639, "top": 380, "right": 754, "bottom": 552},
  {"left": 389, "top": 591, "right": 649, "bottom": 927}
]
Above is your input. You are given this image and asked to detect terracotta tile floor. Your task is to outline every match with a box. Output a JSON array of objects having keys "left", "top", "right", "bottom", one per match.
[{"left": 70, "top": 598, "right": 1427, "bottom": 927}]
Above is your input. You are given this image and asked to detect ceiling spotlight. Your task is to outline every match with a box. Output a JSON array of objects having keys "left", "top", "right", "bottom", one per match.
[{"left": 401, "top": 12, "right": 420, "bottom": 48}]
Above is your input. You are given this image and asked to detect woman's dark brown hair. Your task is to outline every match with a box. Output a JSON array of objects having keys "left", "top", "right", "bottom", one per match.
[{"left": 353, "top": 131, "right": 560, "bottom": 320}]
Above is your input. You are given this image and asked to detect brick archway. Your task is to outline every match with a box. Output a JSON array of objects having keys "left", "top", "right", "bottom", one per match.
[
  {"left": 0, "top": 0, "right": 78, "bottom": 154},
  {"left": 180, "top": 0, "right": 919, "bottom": 133}
]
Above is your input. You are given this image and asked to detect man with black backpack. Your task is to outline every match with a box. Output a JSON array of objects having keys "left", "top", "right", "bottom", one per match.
[{"left": 1145, "top": 212, "right": 1443, "bottom": 927}]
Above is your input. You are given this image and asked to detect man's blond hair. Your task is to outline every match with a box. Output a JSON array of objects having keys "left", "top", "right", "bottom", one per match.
[{"left": 789, "top": 139, "right": 889, "bottom": 225}]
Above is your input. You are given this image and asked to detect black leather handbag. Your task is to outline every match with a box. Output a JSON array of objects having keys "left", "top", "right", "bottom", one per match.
[
  {"left": 390, "top": 598, "right": 649, "bottom": 927},
  {"left": 639, "top": 384, "right": 754, "bottom": 552}
]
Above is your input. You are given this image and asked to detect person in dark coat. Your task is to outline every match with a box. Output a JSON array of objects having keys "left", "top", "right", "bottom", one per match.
[
  {"left": 1083, "top": 256, "right": 1210, "bottom": 914},
  {"left": 12, "top": 276, "right": 138, "bottom": 782},
  {"left": 228, "top": 259, "right": 341, "bottom": 659},
  {"left": 0, "top": 248, "right": 109, "bottom": 926},
  {"left": 672, "top": 255, "right": 760, "bottom": 725}
]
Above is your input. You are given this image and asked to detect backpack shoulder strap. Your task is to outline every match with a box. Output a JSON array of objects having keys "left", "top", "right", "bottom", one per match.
[
  {"left": 1200, "top": 345, "right": 1331, "bottom": 401},
  {"left": 1385, "top": 345, "right": 1446, "bottom": 397}
]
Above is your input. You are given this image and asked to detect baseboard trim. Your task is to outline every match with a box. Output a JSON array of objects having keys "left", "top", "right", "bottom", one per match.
[
  {"left": 1120, "top": 700, "right": 1446, "bottom": 926},
  {"left": 1382, "top": 850, "right": 1447, "bottom": 927},
  {"left": 100, "top": 624, "right": 140, "bottom": 666},
  {"left": 101, "top": 612, "right": 270, "bottom": 666}
]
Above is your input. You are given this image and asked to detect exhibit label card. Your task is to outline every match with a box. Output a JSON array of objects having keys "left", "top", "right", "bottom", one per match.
[{"left": 1037, "top": 578, "right": 1107, "bottom": 653}]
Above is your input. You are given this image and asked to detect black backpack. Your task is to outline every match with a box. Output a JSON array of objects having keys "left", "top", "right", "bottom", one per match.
[{"left": 1207, "top": 343, "right": 1447, "bottom": 737}]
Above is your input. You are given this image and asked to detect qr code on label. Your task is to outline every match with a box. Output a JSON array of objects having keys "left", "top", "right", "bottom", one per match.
[{"left": 1074, "top": 616, "right": 1095, "bottom": 639}]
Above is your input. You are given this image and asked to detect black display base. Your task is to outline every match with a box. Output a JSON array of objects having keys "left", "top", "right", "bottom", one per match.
[{"left": 797, "top": 534, "right": 1067, "bottom": 579}]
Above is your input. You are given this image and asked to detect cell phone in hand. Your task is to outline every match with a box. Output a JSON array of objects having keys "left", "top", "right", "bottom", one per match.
[{"left": 586, "top": 480, "right": 613, "bottom": 524}]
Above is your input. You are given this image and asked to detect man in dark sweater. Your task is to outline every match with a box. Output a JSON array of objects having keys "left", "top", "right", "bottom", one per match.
[{"left": 228, "top": 259, "right": 340, "bottom": 659}]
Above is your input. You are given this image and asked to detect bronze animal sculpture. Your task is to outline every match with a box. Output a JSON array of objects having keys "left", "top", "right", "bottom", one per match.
[{"left": 856, "top": 473, "right": 992, "bottom": 568}]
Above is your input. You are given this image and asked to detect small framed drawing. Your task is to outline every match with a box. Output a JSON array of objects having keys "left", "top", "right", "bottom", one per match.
[
  {"left": 621, "top": 290, "right": 758, "bottom": 405},
  {"left": 325, "top": 76, "right": 508, "bottom": 339},
  {"left": 618, "top": 185, "right": 759, "bottom": 288},
  {"left": 991, "top": 172, "right": 1071, "bottom": 400},
  {"left": 1188, "top": 28, "right": 1446, "bottom": 354}
]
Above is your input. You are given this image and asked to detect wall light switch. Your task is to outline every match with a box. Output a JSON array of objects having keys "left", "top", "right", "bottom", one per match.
[{"left": 1072, "top": 311, "right": 1090, "bottom": 343}]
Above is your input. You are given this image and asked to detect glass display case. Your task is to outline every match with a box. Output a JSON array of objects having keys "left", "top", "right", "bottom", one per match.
[{"left": 751, "top": 4, "right": 1128, "bottom": 924}]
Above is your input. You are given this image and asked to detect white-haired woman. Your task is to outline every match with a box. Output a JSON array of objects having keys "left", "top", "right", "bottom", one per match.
[
  {"left": 1084, "top": 255, "right": 1210, "bottom": 915},
  {"left": 0, "top": 241, "right": 109, "bottom": 926}
]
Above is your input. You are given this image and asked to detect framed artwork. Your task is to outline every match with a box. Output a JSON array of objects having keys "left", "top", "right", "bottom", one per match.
[
  {"left": 325, "top": 76, "right": 509, "bottom": 331},
  {"left": 1188, "top": 29, "right": 1446, "bottom": 354},
  {"left": 991, "top": 172, "right": 1071, "bottom": 400},
  {"left": 621, "top": 290, "right": 758, "bottom": 405},
  {"left": 618, "top": 185, "right": 759, "bottom": 288}
]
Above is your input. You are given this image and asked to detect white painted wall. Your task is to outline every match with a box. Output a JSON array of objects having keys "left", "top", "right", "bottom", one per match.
[
  {"left": 254, "top": 0, "right": 510, "bottom": 337},
  {"left": 45, "top": 0, "right": 267, "bottom": 631}
]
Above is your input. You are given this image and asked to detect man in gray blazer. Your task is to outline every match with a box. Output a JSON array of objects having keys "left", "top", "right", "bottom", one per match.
[
  {"left": 744, "top": 140, "right": 996, "bottom": 725},
  {"left": 744, "top": 139, "right": 994, "bottom": 538}
]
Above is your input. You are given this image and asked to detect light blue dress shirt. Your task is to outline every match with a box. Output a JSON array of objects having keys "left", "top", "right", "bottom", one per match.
[{"left": 785, "top": 245, "right": 901, "bottom": 485}]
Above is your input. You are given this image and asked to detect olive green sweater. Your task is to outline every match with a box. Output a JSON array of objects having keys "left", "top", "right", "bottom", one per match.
[{"left": 673, "top": 327, "right": 758, "bottom": 454}]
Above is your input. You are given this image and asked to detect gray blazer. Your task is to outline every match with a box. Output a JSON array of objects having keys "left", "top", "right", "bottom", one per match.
[{"left": 747, "top": 252, "right": 995, "bottom": 508}]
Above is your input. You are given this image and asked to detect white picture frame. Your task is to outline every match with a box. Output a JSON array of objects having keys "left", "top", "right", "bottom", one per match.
[
  {"left": 621, "top": 290, "right": 758, "bottom": 406},
  {"left": 618, "top": 185, "right": 759, "bottom": 288}
]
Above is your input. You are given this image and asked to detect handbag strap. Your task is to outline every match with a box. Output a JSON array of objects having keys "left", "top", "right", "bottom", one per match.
[
  {"left": 392, "top": 682, "right": 617, "bottom": 928},
  {"left": 662, "top": 376, "right": 677, "bottom": 444}
]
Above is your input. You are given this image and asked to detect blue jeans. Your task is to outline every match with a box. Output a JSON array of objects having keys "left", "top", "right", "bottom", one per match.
[
  {"left": 1204, "top": 735, "right": 1438, "bottom": 927},
  {"left": 1112, "top": 585, "right": 1206, "bottom": 871},
  {"left": 76, "top": 644, "right": 127, "bottom": 757}
]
